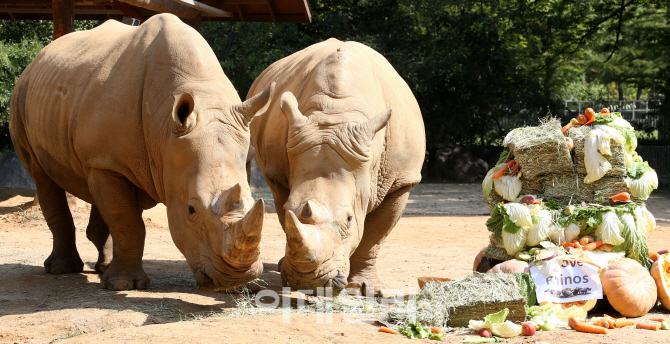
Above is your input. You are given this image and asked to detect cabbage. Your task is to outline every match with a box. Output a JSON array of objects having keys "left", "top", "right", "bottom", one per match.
[
  {"left": 526, "top": 203, "right": 542, "bottom": 216},
  {"left": 494, "top": 175, "right": 522, "bottom": 201},
  {"left": 594, "top": 127, "right": 612, "bottom": 156},
  {"left": 483, "top": 168, "right": 496, "bottom": 199},
  {"left": 503, "top": 203, "right": 532, "bottom": 228},
  {"left": 595, "top": 212, "right": 625, "bottom": 246},
  {"left": 527, "top": 210, "right": 553, "bottom": 246},
  {"left": 502, "top": 227, "right": 528, "bottom": 255},
  {"left": 564, "top": 222, "right": 581, "bottom": 243},
  {"left": 608, "top": 117, "right": 637, "bottom": 152},
  {"left": 626, "top": 170, "right": 658, "bottom": 200},
  {"left": 584, "top": 131, "right": 611, "bottom": 184},
  {"left": 634, "top": 206, "right": 656, "bottom": 233},
  {"left": 624, "top": 151, "right": 633, "bottom": 169},
  {"left": 490, "top": 321, "right": 522, "bottom": 338},
  {"left": 547, "top": 224, "right": 566, "bottom": 244}
]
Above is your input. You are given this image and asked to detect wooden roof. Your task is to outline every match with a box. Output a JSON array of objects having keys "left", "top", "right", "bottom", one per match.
[{"left": 0, "top": 0, "right": 312, "bottom": 23}]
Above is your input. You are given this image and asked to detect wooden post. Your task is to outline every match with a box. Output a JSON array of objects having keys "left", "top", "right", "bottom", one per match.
[{"left": 52, "top": 0, "right": 75, "bottom": 40}]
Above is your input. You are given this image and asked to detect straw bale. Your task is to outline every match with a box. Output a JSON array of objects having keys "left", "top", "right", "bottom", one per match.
[
  {"left": 542, "top": 172, "right": 593, "bottom": 205},
  {"left": 386, "top": 273, "right": 526, "bottom": 328},
  {"left": 504, "top": 118, "right": 573, "bottom": 179},
  {"left": 568, "top": 126, "right": 626, "bottom": 178}
]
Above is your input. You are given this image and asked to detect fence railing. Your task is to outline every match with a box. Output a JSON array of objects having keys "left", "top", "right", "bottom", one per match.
[{"left": 564, "top": 100, "right": 663, "bottom": 130}]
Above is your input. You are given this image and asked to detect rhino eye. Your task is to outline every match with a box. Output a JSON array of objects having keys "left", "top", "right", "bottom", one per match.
[
  {"left": 188, "top": 206, "right": 196, "bottom": 215},
  {"left": 347, "top": 216, "right": 353, "bottom": 223}
]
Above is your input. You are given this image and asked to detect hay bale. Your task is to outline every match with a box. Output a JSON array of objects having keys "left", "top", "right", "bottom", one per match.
[
  {"left": 386, "top": 273, "right": 527, "bottom": 328},
  {"left": 568, "top": 126, "right": 626, "bottom": 178},
  {"left": 543, "top": 173, "right": 593, "bottom": 205},
  {"left": 486, "top": 176, "right": 543, "bottom": 212},
  {"left": 484, "top": 233, "right": 514, "bottom": 261},
  {"left": 504, "top": 118, "right": 573, "bottom": 179}
]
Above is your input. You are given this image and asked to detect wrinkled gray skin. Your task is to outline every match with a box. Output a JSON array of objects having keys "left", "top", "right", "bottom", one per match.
[
  {"left": 9, "top": 14, "right": 273, "bottom": 292},
  {"left": 248, "top": 39, "right": 425, "bottom": 296}
]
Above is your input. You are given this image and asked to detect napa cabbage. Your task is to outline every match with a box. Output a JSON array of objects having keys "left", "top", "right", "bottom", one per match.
[
  {"left": 494, "top": 175, "right": 522, "bottom": 201},
  {"left": 626, "top": 170, "right": 658, "bottom": 200},
  {"left": 595, "top": 212, "right": 625, "bottom": 246}
]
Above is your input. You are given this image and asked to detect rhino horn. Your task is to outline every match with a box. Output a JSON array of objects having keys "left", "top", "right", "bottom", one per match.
[
  {"left": 285, "top": 210, "right": 321, "bottom": 261},
  {"left": 215, "top": 183, "right": 246, "bottom": 215},
  {"left": 299, "top": 200, "right": 328, "bottom": 224},
  {"left": 233, "top": 81, "right": 276, "bottom": 125},
  {"left": 280, "top": 91, "right": 306, "bottom": 126},
  {"left": 225, "top": 199, "right": 264, "bottom": 266}
]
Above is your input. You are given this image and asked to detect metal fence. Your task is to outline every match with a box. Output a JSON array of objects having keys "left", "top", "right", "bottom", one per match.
[{"left": 564, "top": 100, "right": 663, "bottom": 130}]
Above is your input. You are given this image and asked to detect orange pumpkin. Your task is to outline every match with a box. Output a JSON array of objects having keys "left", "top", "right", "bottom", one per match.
[
  {"left": 539, "top": 300, "right": 597, "bottom": 312},
  {"left": 601, "top": 258, "right": 657, "bottom": 317},
  {"left": 650, "top": 253, "right": 670, "bottom": 311},
  {"left": 486, "top": 259, "right": 529, "bottom": 273},
  {"left": 473, "top": 248, "right": 487, "bottom": 271}
]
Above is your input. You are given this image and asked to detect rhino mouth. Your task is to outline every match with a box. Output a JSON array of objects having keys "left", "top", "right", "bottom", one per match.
[
  {"left": 278, "top": 258, "right": 347, "bottom": 292},
  {"left": 194, "top": 260, "right": 263, "bottom": 293}
]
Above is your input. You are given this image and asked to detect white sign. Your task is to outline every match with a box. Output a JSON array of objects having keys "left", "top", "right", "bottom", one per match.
[{"left": 530, "top": 259, "right": 603, "bottom": 303}]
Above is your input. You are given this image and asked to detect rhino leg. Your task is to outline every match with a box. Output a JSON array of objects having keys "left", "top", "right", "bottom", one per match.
[
  {"left": 86, "top": 205, "right": 113, "bottom": 273},
  {"left": 88, "top": 171, "right": 149, "bottom": 291},
  {"left": 34, "top": 170, "right": 85, "bottom": 274},
  {"left": 346, "top": 185, "right": 413, "bottom": 297}
]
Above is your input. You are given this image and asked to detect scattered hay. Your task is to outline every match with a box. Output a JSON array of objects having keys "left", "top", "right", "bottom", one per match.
[
  {"left": 504, "top": 118, "right": 573, "bottom": 180},
  {"left": 590, "top": 176, "right": 630, "bottom": 205},
  {"left": 385, "top": 273, "right": 526, "bottom": 328},
  {"left": 569, "top": 126, "right": 626, "bottom": 178}
]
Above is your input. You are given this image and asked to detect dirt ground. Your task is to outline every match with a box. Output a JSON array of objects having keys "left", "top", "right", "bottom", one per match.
[{"left": 1, "top": 183, "right": 670, "bottom": 343}]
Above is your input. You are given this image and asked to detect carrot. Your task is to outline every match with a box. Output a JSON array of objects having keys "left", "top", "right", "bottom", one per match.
[
  {"left": 650, "top": 318, "right": 666, "bottom": 322},
  {"left": 636, "top": 323, "right": 660, "bottom": 331},
  {"left": 596, "top": 319, "right": 610, "bottom": 329},
  {"left": 430, "top": 327, "right": 445, "bottom": 335},
  {"left": 378, "top": 327, "right": 400, "bottom": 335},
  {"left": 509, "top": 162, "right": 520, "bottom": 174},
  {"left": 562, "top": 242, "right": 575, "bottom": 248},
  {"left": 603, "top": 314, "right": 613, "bottom": 318},
  {"left": 606, "top": 318, "right": 616, "bottom": 329},
  {"left": 573, "top": 240, "right": 582, "bottom": 250},
  {"left": 492, "top": 160, "right": 516, "bottom": 179},
  {"left": 584, "top": 240, "right": 604, "bottom": 251},
  {"left": 609, "top": 192, "right": 631, "bottom": 202},
  {"left": 577, "top": 114, "right": 588, "bottom": 125},
  {"left": 533, "top": 200, "right": 542, "bottom": 205},
  {"left": 574, "top": 321, "right": 608, "bottom": 334},
  {"left": 650, "top": 252, "right": 660, "bottom": 262},
  {"left": 615, "top": 319, "right": 635, "bottom": 328},
  {"left": 568, "top": 317, "right": 579, "bottom": 329}
]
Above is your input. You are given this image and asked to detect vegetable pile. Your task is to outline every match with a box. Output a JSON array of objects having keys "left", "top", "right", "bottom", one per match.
[{"left": 481, "top": 110, "right": 657, "bottom": 270}]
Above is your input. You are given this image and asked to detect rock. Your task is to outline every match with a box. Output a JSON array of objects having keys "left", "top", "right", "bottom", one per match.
[
  {"left": 0, "top": 153, "right": 35, "bottom": 189},
  {"left": 425, "top": 145, "right": 489, "bottom": 182}
]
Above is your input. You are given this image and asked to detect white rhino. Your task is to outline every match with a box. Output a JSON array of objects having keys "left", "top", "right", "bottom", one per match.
[
  {"left": 248, "top": 38, "right": 425, "bottom": 295},
  {"left": 9, "top": 14, "right": 274, "bottom": 292}
]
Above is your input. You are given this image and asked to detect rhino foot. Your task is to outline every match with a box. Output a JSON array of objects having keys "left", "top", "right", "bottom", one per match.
[
  {"left": 345, "top": 277, "right": 389, "bottom": 297},
  {"left": 94, "top": 260, "right": 111, "bottom": 274},
  {"left": 44, "top": 254, "right": 84, "bottom": 275},
  {"left": 101, "top": 269, "right": 150, "bottom": 291}
]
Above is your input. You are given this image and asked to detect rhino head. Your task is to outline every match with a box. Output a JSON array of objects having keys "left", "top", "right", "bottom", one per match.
[
  {"left": 161, "top": 83, "right": 275, "bottom": 292},
  {"left": 277, "top": 91, "right": 391, "bottom": 292}
]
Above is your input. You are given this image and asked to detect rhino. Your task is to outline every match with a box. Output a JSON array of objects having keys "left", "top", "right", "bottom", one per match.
[
  {"left": 248, "top": 38, "right": 425, "bottom": 295},
  {"left": 9, "top": 14, "right": 274, "bottom": 292}
]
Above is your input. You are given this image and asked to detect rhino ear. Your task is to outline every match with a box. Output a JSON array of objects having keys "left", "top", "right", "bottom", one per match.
[
  {"left": 280, "top": 91, "right": 306, "bottom": 126},
  {"left": 349, "top": 106, "right": 392, "bottom": 145},
  {"left": 233, "top": 81, "right": 276, "bottom": 127},
  {"left": 172, "top": 92, "right": 197, "bottom": 135}
]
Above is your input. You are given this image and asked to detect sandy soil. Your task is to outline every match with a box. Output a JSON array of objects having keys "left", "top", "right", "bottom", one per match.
[{"left": 1, "top": 184, "right": 669, "bottom": 343}]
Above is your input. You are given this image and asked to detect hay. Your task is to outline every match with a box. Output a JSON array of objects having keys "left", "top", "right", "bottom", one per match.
[
  {"left": 385, "top": 273, "right": 526, "bottom": 328},
  {"left": 486, "top": 176, "right": 544, "bottom": 212},
  {"left": 542, "top": 172, "right": 593, "bottom": 205},
  {"left": 484, "top": 233, "right": 514, "bottom": 261},
  {"left": 504, "top": 118, "right": 573, "bottom": 179},
  {"left": 568, "top": 126, "right": 626, "bottom": 177}
]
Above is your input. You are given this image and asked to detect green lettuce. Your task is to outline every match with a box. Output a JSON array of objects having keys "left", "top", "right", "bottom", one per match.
[
  {"left": 398, "top": 320, "right": 442, "bottom": 340},
  {"left": 484, "top": 308, "right": 509, "bottom": 324},
  {"left": 627, "top": 160, "right": 652, "bottom": 179}
]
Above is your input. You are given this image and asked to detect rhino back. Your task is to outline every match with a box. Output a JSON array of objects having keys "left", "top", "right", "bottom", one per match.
[
  {"left": 13, "top": 14, "right": 234, "bottom": 203},
  {"left": 249, "top": 39, "right": 425, "bottom": 194}
]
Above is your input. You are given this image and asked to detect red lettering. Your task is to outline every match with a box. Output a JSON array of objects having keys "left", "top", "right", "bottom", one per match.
[{"left": 561, "top": 261, "right": 568, "bottom": 268}]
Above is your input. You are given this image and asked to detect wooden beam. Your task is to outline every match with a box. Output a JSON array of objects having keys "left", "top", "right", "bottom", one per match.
[
  {"left": 112, "top": 0, "right": 147, "bottom": 21},
  {"left": 0, "top": 7, "right": 128, "bottom": 15},
  {"left": 52, "top": 0, "right": 74, "bottom": 40},
  {"left": 215, "top": 0, "right": 266, "bottom": 4},
  {"left": 171, "top": 0, "right": 231, "bottom": 17},
  {"left": 265, "top": 0, "right": 275, "bottom": 22},
  {"left": 236, "top": 4, "right": 244, "bottom": 21}
]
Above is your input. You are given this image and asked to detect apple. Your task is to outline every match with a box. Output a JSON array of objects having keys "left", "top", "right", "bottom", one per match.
[
  {"left": 658, "top": 249, "right": 669, "bottom": 255},
  {"left": 478, "top": 328, "right": 492, "bottom": 337},
  {"left": 521, "top": 322, "right": 536, "bottom": 336}
]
